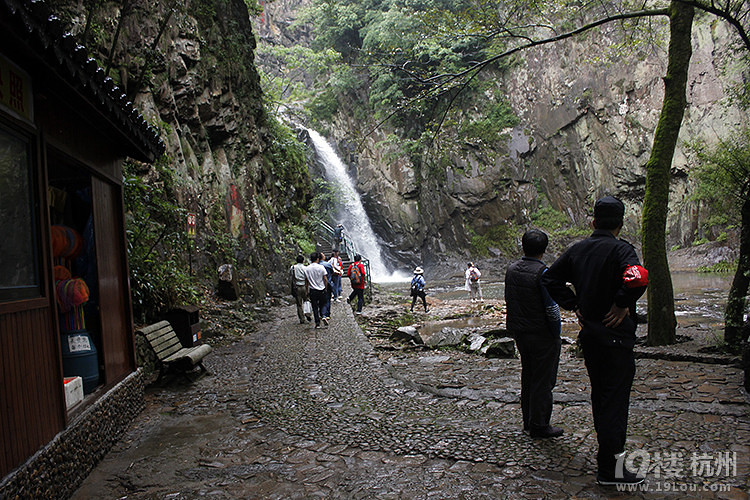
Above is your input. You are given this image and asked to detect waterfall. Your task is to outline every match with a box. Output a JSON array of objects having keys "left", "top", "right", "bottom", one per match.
[{"left": 306, "top": 129, "right": 407, "bottom": 283}]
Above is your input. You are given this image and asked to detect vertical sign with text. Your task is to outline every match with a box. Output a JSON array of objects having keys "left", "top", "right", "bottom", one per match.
[{"left": 0, "top": 53, "right": 33, "bottom": 124}]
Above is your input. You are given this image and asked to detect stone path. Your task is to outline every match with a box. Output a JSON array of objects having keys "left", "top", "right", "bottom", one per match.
[{"left": 72, "top": 299, "right": 750, "bottom": 499}]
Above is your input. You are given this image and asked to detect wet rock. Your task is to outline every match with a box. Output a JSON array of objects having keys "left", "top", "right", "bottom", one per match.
[
  {"left": 465, "top": 333, "right": 487, "bottom": 352},
  {"left": 391, "top": 326, "right": 423, "bottom": 345},
  {"left": 481, "top": 337, "right": 516, "bottom": 358},
  {"left": 425, "top": 327, "right": 467, "bottom": 348}
]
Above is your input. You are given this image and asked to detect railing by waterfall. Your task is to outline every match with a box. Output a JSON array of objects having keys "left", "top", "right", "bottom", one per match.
[{"left": 314, "top": 219, "right": 372, "bottom": 293}]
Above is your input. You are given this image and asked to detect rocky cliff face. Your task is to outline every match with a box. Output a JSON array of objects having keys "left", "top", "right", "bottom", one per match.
[
  {"left": 259, "top": 3, "right": 747, "bottom": 275},
  {"left": 52, "top": 0, "right": 313, "bottom": 299}
]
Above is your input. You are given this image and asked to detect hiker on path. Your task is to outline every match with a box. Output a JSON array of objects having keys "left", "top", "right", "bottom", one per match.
[
  {"left": 465, "top": 262, "right": 484, "bottom": 302},
  {"left": 541, "top": 196, "right": 649, "bottom": 487},
  {"left": 346, "top": 254, "right": 366, "bottom": 314},
  {"left": 505, "top": 230, "right": 562, "bottom": 439},
  {"left": 305, "top": 252, "right": 330, "bottom": 329},
  {"left": 329, "top": 250, "right": 344, "bottom": 301},
  {"left": 409, "top": 267, "right": 428, "bottom": 313},
  {"left": 289, "top": 255, "right": 310, "bottom": 324},
  {"left": 320, "top": 252, "right": 334, "bottom": 322},
  {"left": 332, "top": 223, "right": 345, "bottom": 252}
]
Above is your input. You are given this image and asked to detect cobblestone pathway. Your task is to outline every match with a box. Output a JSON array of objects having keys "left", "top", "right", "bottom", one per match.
[{"left": 73, "top": 300, "right": 750, "bottom": 499}]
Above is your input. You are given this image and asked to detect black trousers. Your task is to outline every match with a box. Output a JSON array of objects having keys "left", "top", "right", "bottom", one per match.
[
  {"left": 515, "top": 333, "right": 561, "bottom": 431},
  {"left": 309, "top": 288, "right": 328, "bottom": 326},
  {"left": 580, "top": 335, "right": 636, "bottom": 474},
  {"left": 411, "top": 290, "right": 427, "bottom": 311},
  {"left": 348, "top": 288, "right": 364, "bottom": 312}
]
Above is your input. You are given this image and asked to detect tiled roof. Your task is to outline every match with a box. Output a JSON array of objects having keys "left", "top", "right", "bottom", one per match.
[{"left": 1, "top": 0, "right": 165, "bottom": 162}]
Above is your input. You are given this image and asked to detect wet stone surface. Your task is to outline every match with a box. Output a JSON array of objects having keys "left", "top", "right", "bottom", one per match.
[{"left": 73, "top": 299, "right": 750, "bottom": 499}]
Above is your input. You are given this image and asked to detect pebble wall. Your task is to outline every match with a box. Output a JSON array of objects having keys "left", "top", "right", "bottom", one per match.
[{"left": 0, "top": 370, "right": 145, "bottom": 499}]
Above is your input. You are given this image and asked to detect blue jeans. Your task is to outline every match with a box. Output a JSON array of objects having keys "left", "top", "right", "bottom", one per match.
[{"left": 331, "top": 275, "right": 342, "bottom": 299}]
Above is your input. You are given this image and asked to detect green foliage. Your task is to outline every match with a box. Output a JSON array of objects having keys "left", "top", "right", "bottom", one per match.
[
  {"left": 697, "top": 261, "right": 737, "bottom": 273},
  {"left": 688, "top": 127, "right": 750, "bottom": 238},
  {"left": 123, "top": 158, "right": 201, "bottom": 323},
  {"left": 469, "top": 224, "right": 517, "bottom": 257},
  {"left": 281, "top": 222, "right": 316, "bottom": 256},
  {"left": 263, "top": 117, "right": 311, "bottom": 220},
  {"left": 531, "top": 206, "right": 569, "bottom": 230}
]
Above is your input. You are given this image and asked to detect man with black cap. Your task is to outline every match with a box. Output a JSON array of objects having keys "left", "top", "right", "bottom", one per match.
[{"left": 541, "top": 196, "right": 649, "bottom": 486}]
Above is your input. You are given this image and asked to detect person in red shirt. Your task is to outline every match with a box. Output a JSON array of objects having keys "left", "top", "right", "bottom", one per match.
[{"left": 346, "top": 254, "right": 367, "bottom": 314}]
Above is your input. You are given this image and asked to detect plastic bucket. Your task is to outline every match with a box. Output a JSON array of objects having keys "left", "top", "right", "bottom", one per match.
[{"left": 60, "top": 330, "right": 100, "bottom": 394}]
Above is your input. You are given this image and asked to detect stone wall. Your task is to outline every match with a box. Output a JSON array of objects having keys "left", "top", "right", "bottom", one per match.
[{"left": 0, "top": 370, "right": 145, "bottom": 499}]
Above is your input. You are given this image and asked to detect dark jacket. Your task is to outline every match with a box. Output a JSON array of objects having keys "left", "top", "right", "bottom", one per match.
[
  {"left": 505, "top": 257, "right": 550, "bottom": 335},
  {"left": 541, "top": 230, "right": 647, "bottom": 346}
]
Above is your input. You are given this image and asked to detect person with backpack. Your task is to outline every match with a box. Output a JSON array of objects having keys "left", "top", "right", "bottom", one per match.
[
  {"left": 465, "top": 262, "right": 484, "bottom": 302},
  {"left": 409, "top": 267, "right": 428, "bottom": 313},
  {"left": 346, "top": 254, "right": 366, "bottom": 314}
]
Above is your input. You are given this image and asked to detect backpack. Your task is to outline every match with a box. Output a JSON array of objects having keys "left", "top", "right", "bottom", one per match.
[
  {"left": 350, "top": 264, "right": 363, "bottom": 286},
  {"left": 469, "top": 268, "right": 479, "bottom": 282}
]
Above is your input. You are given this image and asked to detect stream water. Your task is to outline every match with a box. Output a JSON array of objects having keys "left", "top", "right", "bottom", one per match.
[{"left": 380, "top": 271, "right": 733, "bottom": 335}]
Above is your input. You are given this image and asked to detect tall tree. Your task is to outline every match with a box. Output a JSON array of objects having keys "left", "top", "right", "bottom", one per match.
[{"left": 641, "top": 2, "right": 694, "bottom": 345}]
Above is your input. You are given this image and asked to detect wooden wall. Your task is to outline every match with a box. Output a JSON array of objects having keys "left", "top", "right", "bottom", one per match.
[{"left": 0, "top": 301, "right": 65, "bottom": 478}]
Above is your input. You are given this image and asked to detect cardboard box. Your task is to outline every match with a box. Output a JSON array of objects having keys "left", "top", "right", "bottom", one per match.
[{"left": 64, "top": 376, "right": 83, "bottom": 409}]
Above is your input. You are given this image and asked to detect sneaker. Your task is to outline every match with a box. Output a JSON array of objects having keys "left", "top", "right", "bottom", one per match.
[
  {"left": 529, "top": 426, "right": 564, "bottom": 439},
  {"left": 299, "top": 320, "right": 306, "bottom": 324},
  {"left": 355, "top": 311, "right": 363, "bottom": 315},
  {"left": 322, "top": 317, "right": 329, "bottom": 326},
  {"left": 315, "top": 324, "right": 321, "bottom": 329},
  {"left": 597, "top": 468, "right": 645, "bottom": 486}
]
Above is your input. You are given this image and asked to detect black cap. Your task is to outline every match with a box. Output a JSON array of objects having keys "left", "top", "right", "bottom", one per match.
[{"left": 594, "top": 196, "right": 624, "bottom": 229}]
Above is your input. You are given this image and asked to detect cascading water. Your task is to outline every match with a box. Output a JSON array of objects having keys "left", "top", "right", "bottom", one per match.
[{"left": 306, "top": 129, "right": 407, "bottom": 282}]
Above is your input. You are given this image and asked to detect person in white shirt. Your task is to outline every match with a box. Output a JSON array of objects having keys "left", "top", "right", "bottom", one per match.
[
  {"left": 304, "top": 252, "right": 329, "bottom": 328},
  {"left": 465, "top": 262, "right": 484, "bottom": 302}
]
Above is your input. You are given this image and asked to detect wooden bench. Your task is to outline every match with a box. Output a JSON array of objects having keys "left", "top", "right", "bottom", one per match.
[{"left": 136, "top": 320, "right": 212, "bottom": 382}]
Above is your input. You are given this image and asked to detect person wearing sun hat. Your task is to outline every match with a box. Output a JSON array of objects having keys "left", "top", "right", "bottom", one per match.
[
  {"left": 409, "top": 266, "right": 428, "bottom": 313},
  {"left": 541, "top": 195, "right": 649, "bottom": 487}
]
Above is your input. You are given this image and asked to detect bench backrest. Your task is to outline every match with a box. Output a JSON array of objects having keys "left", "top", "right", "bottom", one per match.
[{"left": 136, "top": 320, "right": 184, "bottom": 362}]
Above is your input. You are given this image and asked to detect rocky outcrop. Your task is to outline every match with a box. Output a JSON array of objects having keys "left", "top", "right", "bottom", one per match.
[{"left": 256, "top": 4, "right": 747, "bottom": 272}]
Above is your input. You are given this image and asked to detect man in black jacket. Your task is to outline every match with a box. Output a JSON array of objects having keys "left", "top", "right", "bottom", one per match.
[
  {"left": 505, "top": 229, "right": 562, "bottom": 439},
  {"left": 541, "top": 196, "right": 648, "bottom": 486}
]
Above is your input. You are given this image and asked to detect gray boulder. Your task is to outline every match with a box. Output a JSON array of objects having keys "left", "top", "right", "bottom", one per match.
[
  {"left": 481, "top": 337, "right": 516, "bottom": 358},
  {"left": 391, "top": 326, "right": 424, "bottom": 345},
  {"left": 425, "top": 327, "right": 467, "bottom": 348}
]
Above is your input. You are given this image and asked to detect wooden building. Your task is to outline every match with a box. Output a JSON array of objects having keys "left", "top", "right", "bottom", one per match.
[{"left": 0, "top": 0, "right": 163, "bottom": 495}]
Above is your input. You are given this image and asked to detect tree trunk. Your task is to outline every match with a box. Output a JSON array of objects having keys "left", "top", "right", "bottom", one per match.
[
  {"left": 642, "top": 2, "right": 694, "bottom": 346},
  {"left": 725, "top": 195, "right": 750, "bottom": 350}
]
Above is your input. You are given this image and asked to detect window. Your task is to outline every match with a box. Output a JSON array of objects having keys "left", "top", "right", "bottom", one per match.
[{"left": 0, "top": 126, "right": 39, "bottom": 301}]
